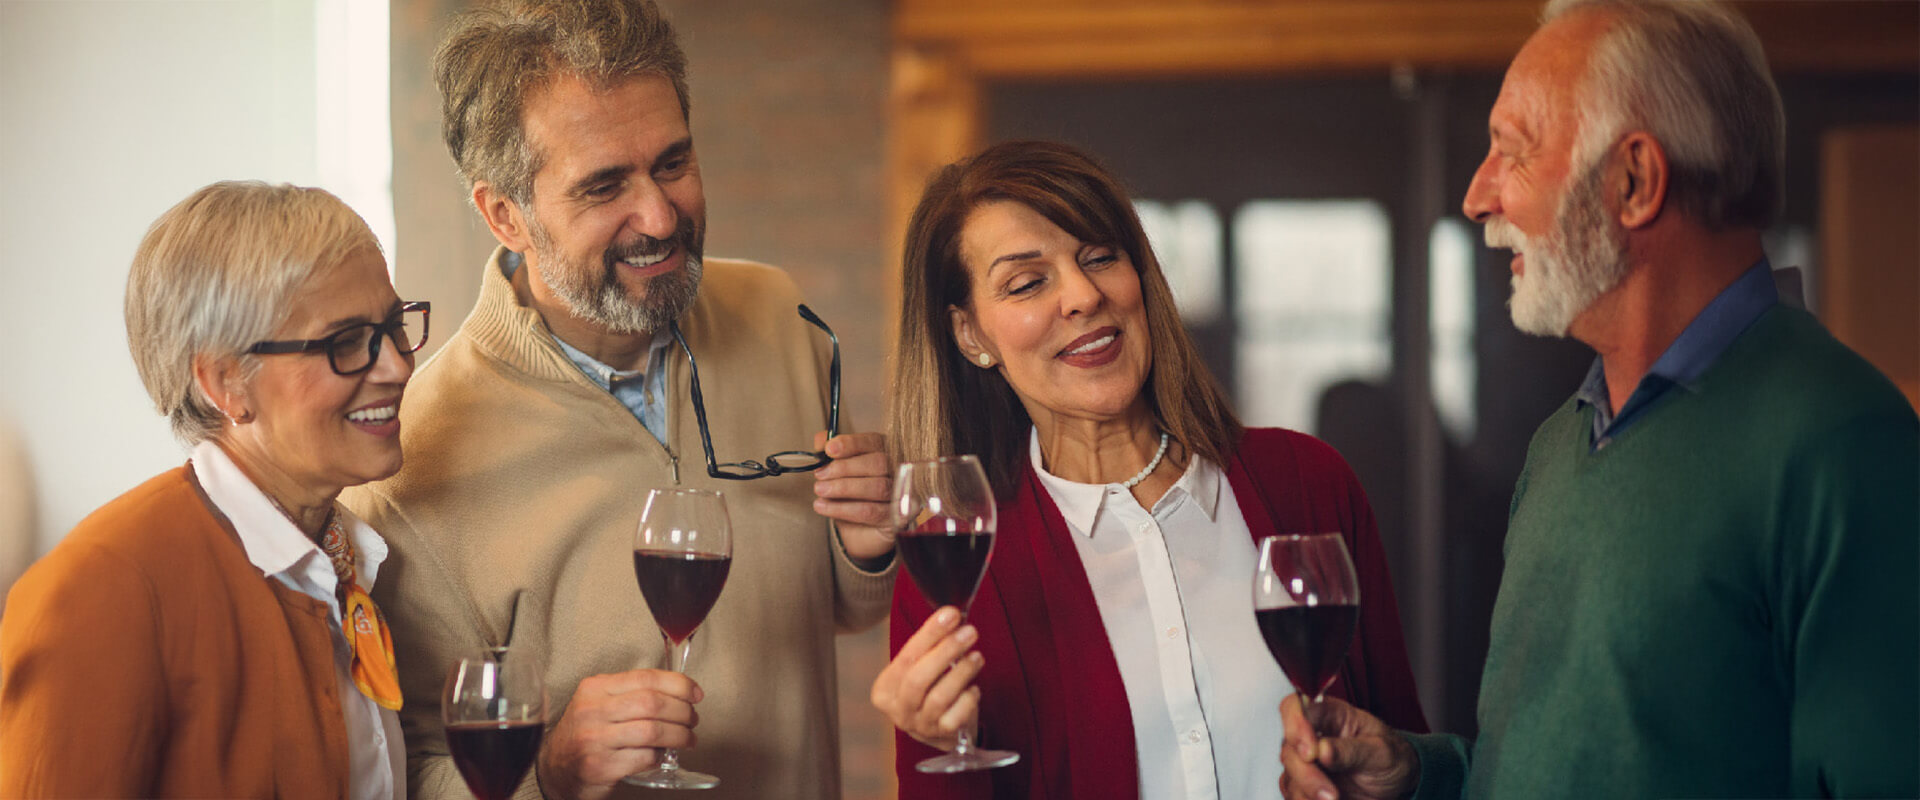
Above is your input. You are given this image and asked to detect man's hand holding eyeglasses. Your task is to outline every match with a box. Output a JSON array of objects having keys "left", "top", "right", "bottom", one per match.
[{"left": 811, "top": 431, "right": 896, "bottom": 562}]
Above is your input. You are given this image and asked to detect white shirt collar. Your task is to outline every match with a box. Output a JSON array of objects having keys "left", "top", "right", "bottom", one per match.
[
  {"left": 1028, "top": 428, "right": 1222, "bottom": 538},
  {"left": 189, "top": 440, "right": 390, "bottom": 611}
]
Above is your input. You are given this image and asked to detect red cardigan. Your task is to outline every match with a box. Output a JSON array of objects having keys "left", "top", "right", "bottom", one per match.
[{"left": 890, "top": 428, "right": 1428, "bottom": 799}]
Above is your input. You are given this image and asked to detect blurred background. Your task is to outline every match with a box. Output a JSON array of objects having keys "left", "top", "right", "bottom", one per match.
[{"left": 1, "top": 1, "right": 1914, "bottom": 798}]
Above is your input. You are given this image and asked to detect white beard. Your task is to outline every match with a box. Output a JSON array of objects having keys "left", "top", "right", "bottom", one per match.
[{"left": 1487, "top": 161, "right": 1630, "bottom": 338}]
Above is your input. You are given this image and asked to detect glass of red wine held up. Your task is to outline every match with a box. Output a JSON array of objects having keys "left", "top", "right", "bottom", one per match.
[
  {"left": 628, "top": 488, "right": 733, "bottom": 790},
  {"left": 891, "top": 455, "right": 1019, "bottom": 774},
  {"left": 443, "top": 646, "right": 547, "bottom": 800},
  {"left": 1253, "top": 533, "right": 1361, "bottom": 716}
]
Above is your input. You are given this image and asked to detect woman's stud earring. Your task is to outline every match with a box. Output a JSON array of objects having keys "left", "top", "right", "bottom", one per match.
[{"left": 977, "top": 353, "right": 993, "bottom": 367}]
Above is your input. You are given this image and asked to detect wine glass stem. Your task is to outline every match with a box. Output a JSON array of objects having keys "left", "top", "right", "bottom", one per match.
[
  {"left": 659, "top": 748, "right": 684, "bottom": 771},
  {"left": 952, "top": 612, "right": 981, "bottom": 758},
  {"left": 655, "top": 634, "right": 695, "bottom": 772}
]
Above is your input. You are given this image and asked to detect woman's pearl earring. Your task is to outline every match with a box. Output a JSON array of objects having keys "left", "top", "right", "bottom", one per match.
[{"left": 977, "top": 353, "right": 993, "bottom": 368}]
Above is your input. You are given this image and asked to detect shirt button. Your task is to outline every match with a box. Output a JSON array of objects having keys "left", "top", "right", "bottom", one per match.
[
  {"left": 1187, "top": 729, "right": 1203, "bottom": 744},
  {"left": 1166, "top": 626, "right": 1180, "bottom": 639}
]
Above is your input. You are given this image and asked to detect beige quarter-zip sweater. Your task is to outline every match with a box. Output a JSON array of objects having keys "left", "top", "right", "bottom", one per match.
[{"left": 343, "top": 248, "right": 894, "bottom": 800}]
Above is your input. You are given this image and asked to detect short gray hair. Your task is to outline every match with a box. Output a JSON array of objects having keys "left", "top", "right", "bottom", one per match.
[
  {"left": 125, "top": 181, "right": 381, "bottom": 444},
  {"left": 1546, "top": 0, "right": 1785, "bottom": 230},
  {"left": 434, "top": 0, "right": 691, "bottom": 208}
]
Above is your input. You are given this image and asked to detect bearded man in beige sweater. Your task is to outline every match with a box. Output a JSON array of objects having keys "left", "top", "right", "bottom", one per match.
[{"left": 341, "top": 2, "right": 898, "bottom": 799}]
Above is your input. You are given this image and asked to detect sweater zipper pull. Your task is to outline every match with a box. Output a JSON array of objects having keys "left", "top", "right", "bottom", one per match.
[{"left": 669, "top": 449, "right": 680, "bottom": 485}]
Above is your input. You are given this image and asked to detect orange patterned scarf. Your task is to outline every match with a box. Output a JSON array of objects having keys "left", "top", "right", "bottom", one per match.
[{"left": 320, "top": 512, "right": 404, "bottom": 710}]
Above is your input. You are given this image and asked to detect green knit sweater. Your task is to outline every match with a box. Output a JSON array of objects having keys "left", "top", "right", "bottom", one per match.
[{"left": 1410, "top": 305, "right": 1919, "bottom": 799}]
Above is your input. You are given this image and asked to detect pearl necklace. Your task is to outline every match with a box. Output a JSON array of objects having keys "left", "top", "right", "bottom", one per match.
[{"left": 1120, "top": 432, "right": 1170, "bottom": 489}]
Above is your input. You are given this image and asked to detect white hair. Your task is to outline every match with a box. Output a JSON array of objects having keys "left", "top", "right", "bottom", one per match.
[
  {"left": 1545, "top": 0, "right": 1785, "bottom": 230},
  {"left": 124, "top": 181, "right": 381, "bottom": 444}
]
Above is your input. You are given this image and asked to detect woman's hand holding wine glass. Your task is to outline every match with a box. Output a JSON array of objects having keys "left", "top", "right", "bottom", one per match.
[
  {"left": 870, "top": 605, "right": 987, "bottom": 751},
  {"left": 877, "top": 455, "right": 1019, "bottom": 774}
]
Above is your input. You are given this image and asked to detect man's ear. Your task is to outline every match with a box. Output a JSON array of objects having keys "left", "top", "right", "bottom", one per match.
[
  {"left": 1613, "top": 131, "right": 1669, "bottom": 230},
  {"left": 191, "top": 352, "right": 250, "bottom": 423},
  {"left": 474, "top": 181, "right": 535, "bottom": 253},
  {"left": 948, "top": 305, "right": 995, "bottom": 368}
]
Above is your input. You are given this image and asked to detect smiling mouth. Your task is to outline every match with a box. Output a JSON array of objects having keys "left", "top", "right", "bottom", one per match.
[
  {"left": 345, "top": 397, "right": 401, "bottom": 430},
  {"left": 1062, "top": 333, "right": 1116, "bottom": 356},
  {"left": 346, "top": 407, "right": 395, "bottom": 424},
  {"left": 1056, "top": 327, "right": 1123, "bottom": 367},
  {"left": 619, "top": 250, "right": 670, "bottom": 269}
]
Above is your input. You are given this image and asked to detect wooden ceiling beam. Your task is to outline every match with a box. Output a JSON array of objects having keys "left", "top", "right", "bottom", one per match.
[{"left": 893, "top": 0, "right": 1920, "bottom": 78}]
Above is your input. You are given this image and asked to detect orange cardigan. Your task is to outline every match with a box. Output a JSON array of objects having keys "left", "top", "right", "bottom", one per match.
[{"left": 0, "top": 465, "right": 351, "bottom": 799}]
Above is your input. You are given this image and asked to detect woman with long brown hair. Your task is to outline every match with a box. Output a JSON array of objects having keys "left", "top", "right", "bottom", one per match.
[{"left": 870, "top": 140, "right": 1427, "bottom": 798}]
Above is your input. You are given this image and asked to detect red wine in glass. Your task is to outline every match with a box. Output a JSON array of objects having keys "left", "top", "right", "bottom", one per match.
[
  {"left": 446, "top": 721, "right": 544, "bottom": 800},
  {"left": 891, "top": 455, "right": 1019, "bottom": 774},
  {"left": 633, "top": 551, "right": 732, "bottom": 645},
  {"left": 896, "top": 517, "right": 994, "bottom": 611},
  {"left": 1253, "top": 533, "right": 1361, "bottom": 710},
  {"left": 1256, "top": 605, "right": 1360, "bottom": 702},
  {"left": 442, "top": 647, "right": 546, "bottom": 800},
  {"left": 627, "top": 488, "right": 732, "bottom": 790}
]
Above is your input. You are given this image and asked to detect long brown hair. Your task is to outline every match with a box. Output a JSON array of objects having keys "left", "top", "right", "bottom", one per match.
[{"left": 889, "top": 140, "right": 1242, "bottom": 496}]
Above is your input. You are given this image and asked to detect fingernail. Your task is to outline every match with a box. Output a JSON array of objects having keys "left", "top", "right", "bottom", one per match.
[
  {"left": 1317, "top": 789, "right": 1336, "bottom": 800},
  {"left": 935, "top": 608, "right": 958, "bottom": 626},
  {"left": 813, "top": 499, "right": 828, "bottom": 512},
  {"left": 968, "top": 651, "right": 984, "bottom": 665},
  {"left": 813, "top": 482, "right": 828, "bottom": 496},
  {"left": 956, "top": 625, "right": 978, "bottom": 644}
]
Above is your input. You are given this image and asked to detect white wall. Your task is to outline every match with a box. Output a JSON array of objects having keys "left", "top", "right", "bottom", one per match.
[{"left": 0, "top": 0, "right": 319, "bottom": 554}]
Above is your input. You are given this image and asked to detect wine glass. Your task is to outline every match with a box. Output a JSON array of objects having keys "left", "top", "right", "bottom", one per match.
[
  {"left": 443, "top": 646, "right": 547, "bottom": 800},
  {"left": 891, "top": 455, "right": 1019, "bottom": 773},
  {"left": 626, "top": 488, "right": 733, "bottom": 790},
  {"left": 1253, "top": 533, "right": 1362, "bottom": 715}
]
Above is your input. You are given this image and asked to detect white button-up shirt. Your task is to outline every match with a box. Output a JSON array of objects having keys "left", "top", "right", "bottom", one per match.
[
  {"left": 1030, "top": 431, "right": 1288, "bottom": 800},
  {"left": 191, "top": 441, "right": 406, "bottom": 800}
]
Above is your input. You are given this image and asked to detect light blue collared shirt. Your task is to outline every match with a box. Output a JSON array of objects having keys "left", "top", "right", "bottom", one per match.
[
  {"left": 1575, "top": 259, "right": 1779, "bottom": 450},
  {"left": 501, "top": 250, "right": 675, "bottom": 444},
  {"left": 554, "top": 331, "right": 674, "bottom": 445}
]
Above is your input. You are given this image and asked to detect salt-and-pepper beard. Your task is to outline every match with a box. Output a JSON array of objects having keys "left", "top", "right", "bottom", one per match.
[
  {"left": 529, "top": 214, "right": 705, "bottom": 335},
  {"left": 1489, "top": 156, "right": 1631, "bottom": 338}
]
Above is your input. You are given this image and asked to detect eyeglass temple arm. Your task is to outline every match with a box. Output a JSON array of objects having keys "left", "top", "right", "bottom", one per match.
[
  {"left": 670, "top": 322, "right": 724, "bottom": 471},
  {"left": 796, "top": 304, "right": 841, "bottom": 438}
]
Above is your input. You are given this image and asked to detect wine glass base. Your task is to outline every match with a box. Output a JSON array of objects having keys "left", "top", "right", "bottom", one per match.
[
  {"left": 915, "top": 748, "right": 1020, "bottom": 773},
  {"left": 622, "top": 767, "right": 720, "bottom": 790}
]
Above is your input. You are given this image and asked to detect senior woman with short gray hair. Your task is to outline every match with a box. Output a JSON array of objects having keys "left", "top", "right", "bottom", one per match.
[{"left": 0, "top": 181, "right": 426, "bottom": 798}]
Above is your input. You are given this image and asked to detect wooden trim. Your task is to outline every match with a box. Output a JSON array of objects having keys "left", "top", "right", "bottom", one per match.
[
  {"left": 885, "top": 45, "right": 984, "bottom": 323},
  {"left": 1820, "top": 124, "right": 1920, "bottom": 411},
  {"left": 894, "top": 0, "right": 1920, "bottom": 79},
  {"left": 882, "top": 0, "right": 1920, "bottom": 325}
]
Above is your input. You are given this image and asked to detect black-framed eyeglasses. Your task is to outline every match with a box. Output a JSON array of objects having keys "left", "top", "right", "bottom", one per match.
[
  {"left": 248, "top": 301, "right": 431, "bottom": 376},
  {"left": 672, "top": 304, "right": 840, "bottom": 480}
]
